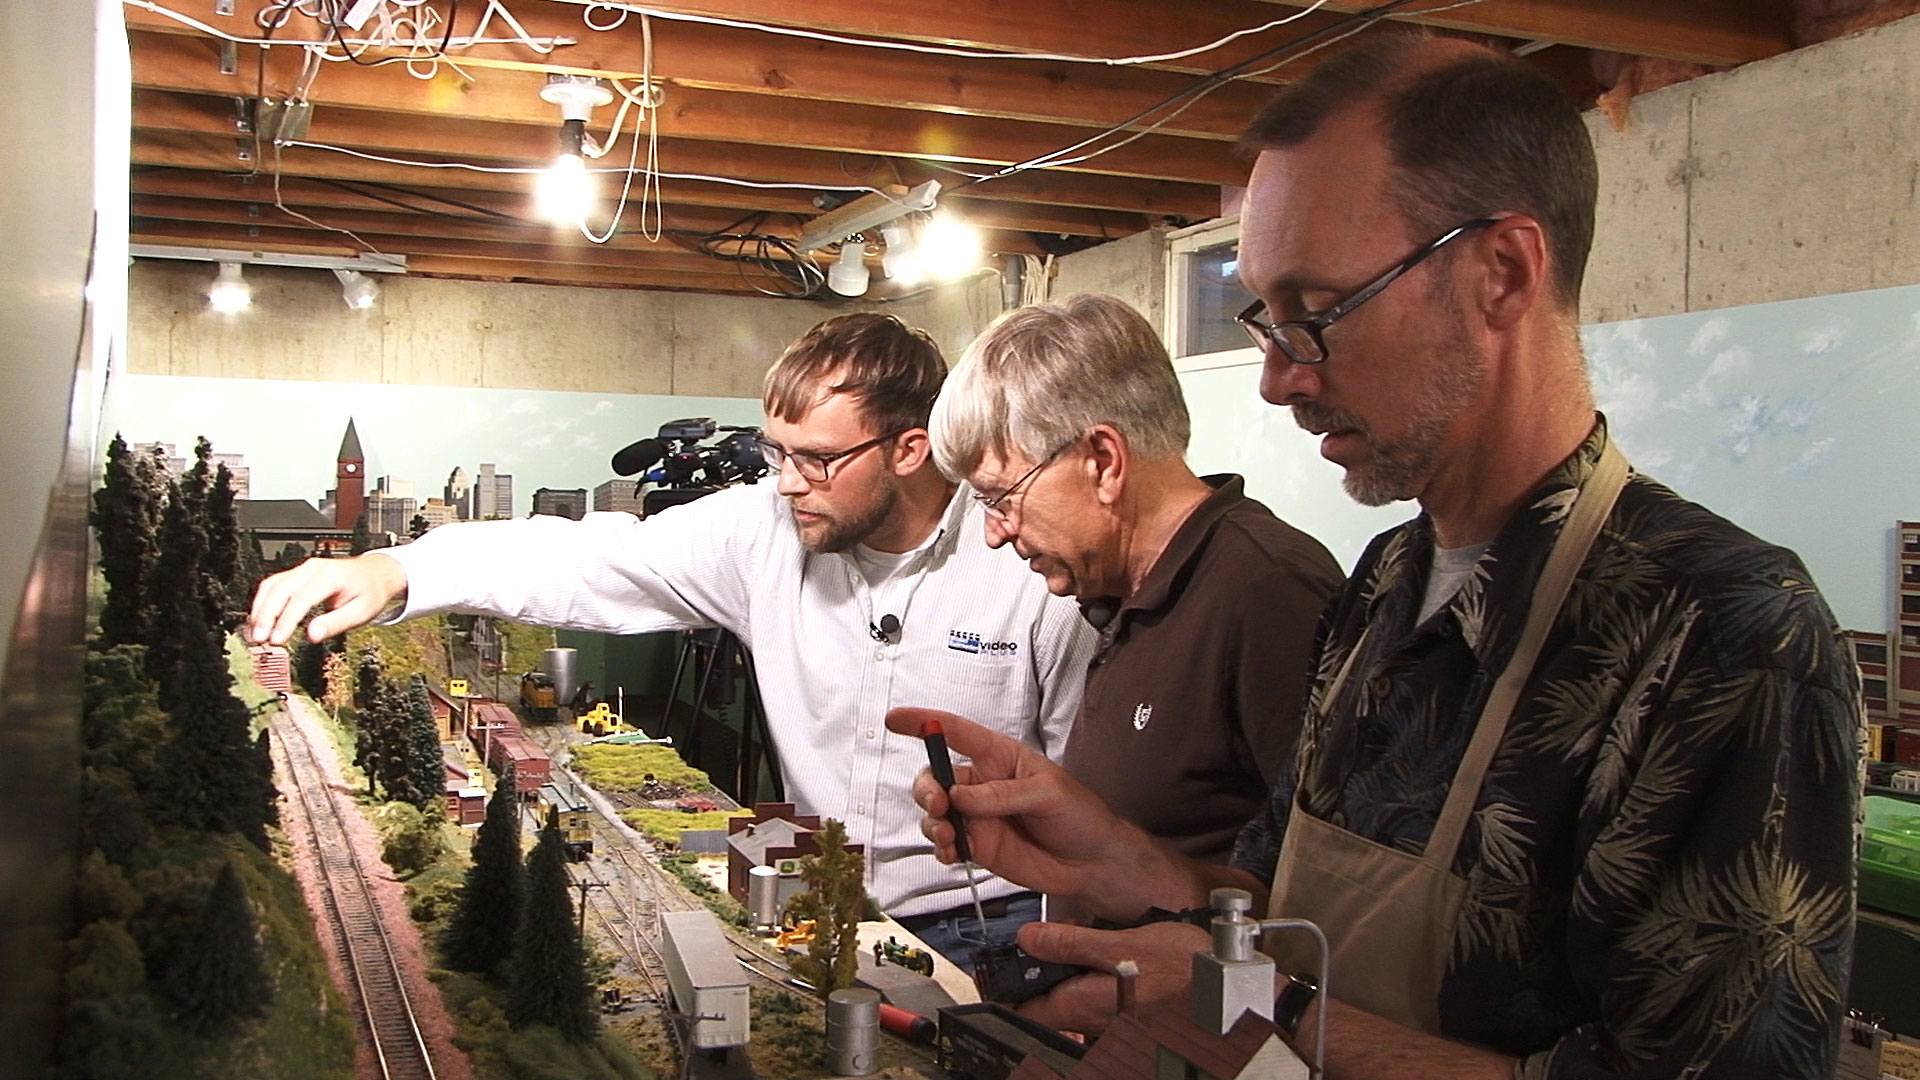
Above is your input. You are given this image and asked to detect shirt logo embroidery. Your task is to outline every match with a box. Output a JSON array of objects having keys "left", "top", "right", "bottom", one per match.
[
  {"left": 1132, "top": 702, "right": 1152, "bottom": 731},
  {"left": 947, "top": 630, "right": 1020, "bottom": 656}
]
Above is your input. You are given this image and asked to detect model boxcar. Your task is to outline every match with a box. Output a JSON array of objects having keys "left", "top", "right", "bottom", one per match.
[
  {"left": 659, "top": 909, "right": 750, "bottom": 1057},
  {"left": 536, "top": 782, "right": 594, "bottom": 859},
  {"left": 938, "top": 1003, "right": 1086, "bottom": 1080},
  {"left": 492, "top": 735, "right": 550, "bottom": 795}
]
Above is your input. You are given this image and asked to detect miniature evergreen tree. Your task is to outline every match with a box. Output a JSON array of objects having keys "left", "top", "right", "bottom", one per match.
[
  {"left": 408, "top": 514, "right": 429, "bottom": 540},
  {"left": 440, "top": 761, "right": 524, "bottom": 974},
  {"left": 203, "top": 461, "right": 241, "bottom": 633},
  {"left": 293, "top": 630, "right": 327, "bottom": 699},
  {"left": 235, "top": 529, "right": 266, "bottom": 612},
  {"left": 154, "top": 605, "right": 272, "bottom": 847},
  {"left": 405, "top": 674, "right": 444, "bottom": 812},
  {"left": 350, "top": 510, "right": 371, "bottom": 556},
  {"left": 90, "top": 434, "right": 161, "bottom": 649},
  {"left": 507, "top": 821, "right": 599, "bottom": 1039},
  {"left": 783, "top": 818, "right": 866, "bottom": 999},
  {"left": 166, "top": 860, "right": 270, "bottom": 1034},
  {"left": 143, "top": 477, "right": 204, "bottom": 694}
]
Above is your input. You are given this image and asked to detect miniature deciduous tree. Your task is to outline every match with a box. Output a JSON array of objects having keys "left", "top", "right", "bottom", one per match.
[
  {"left": 507, "top": 820, "right": 599, "bottom": 1040},
  {"left": 782, "top": 818, "right": 865, "bottom": 999},
  {"left": 441, "top": 761, "right": 524, "bottom": 975}
]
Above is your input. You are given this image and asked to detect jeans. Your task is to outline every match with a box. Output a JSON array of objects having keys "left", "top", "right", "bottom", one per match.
[{"left": 904, "top": 893, "right": 1042, "bottom": 974}]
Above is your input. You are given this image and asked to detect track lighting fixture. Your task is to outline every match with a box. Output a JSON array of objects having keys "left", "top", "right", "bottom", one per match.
[
  {"left": 827, "top": 239, "right": 872, "bottom": 297},
  {"left": 333, "top": 268, "right": 379, "bottom": 309},
  {"left": 795, "top": 181, "right": 941, "bottom": 254},
  {"left": 918, "top": 214, "right": 984, "bottom": 281},
  {"left": 207, "top": 261, "right": 251, "bottom": 312}
]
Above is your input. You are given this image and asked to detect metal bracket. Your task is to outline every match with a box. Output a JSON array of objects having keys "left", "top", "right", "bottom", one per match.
[
  {"left": 220, "top": 39, "right": 238, "bottom": 76},
  {"left": 253, "top": 99, "right": 315, "bottom": 143},
  {"left": 215, "top": 0, "right": 235, "bottom": 14},
  {"left": 233, "top": 97, "right": 253, "bottom": 134},
  {"left": 235, "top": 138, "right": 253, "bottom": 165}
]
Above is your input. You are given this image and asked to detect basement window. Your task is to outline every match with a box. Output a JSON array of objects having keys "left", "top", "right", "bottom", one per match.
[{"left": 1166, "top": 216, "right": 1258, "bottom": 366}]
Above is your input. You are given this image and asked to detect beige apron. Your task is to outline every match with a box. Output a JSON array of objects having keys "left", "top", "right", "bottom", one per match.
[{"left": 1265, "top": 441, "right": 1628, "bottom": 1034}]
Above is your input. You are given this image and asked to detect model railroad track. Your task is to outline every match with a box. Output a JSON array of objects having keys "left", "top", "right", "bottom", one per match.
[{"left": 273, "top": 713, "right": 438, "bottom": 1080}]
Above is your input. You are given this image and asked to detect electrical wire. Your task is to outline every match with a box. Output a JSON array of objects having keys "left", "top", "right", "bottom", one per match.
[
  {"left": 955, "top": 0, "right": 1484, "bottom": 186},
  {"left": 281, "top": 141, "right": 881, "bottom": 196},
  {"left": 122, "top": 0, "right": 574, "bottom": 50},
  {"left": 572, "top": 0, "right": 1333, "bottom": 68}
]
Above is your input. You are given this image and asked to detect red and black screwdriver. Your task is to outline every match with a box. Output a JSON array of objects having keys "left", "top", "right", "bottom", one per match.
[{"left": 921, "top": 718, "right": 990, "bottom": 935}]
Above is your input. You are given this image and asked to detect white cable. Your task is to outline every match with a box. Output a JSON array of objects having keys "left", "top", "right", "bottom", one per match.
[
  {"left": 122, "top": 0, "right": 575, "bottom": 50},
  {"left": 578, "top": 15, "right": 660, "bottom": 244},
  {"left": 284, "top": 141, "right": 882, "bottom": 194},
  {"left": 572, "top": 0, "right": 1329, "bottom": 67}
]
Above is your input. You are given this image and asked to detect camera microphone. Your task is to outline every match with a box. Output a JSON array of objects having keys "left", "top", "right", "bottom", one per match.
[
  {"left": 611, "top": 437, "right": 669, "bottom": 477},
  {"left": 869, "top": 613, "right": 901, "bottom": 643}
]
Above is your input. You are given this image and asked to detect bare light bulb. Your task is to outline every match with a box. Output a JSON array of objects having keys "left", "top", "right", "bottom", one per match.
[
  {"left": 918, "top": 216, "right": 982, "bottom": 281},
  {"left": 207, "top": 261, "right": 251, "bottom": 312},
  {"left": 537, "top": 152, "right": 594, "bottom": 225},
  {"left": 827, "top": 240, "right": 871, "bottom": 297}
]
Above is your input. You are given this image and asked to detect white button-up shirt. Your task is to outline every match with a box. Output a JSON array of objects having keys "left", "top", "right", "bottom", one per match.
[{"left": 380, "top": 480, "right": 1096, "bottom": 917}]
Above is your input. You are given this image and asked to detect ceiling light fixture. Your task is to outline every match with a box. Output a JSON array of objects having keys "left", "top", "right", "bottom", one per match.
[
  {"left": 536, "top": 74, "right": 614, "bottom": 225},
  {"left": 207, "top": 261, "right": 251, "bottom": 313},
  {"left": 826, "top": 240, "right": 872, "bottom": 297},
  {"left": 795, "top": 180, "right": 941, "bottom": 253},
  {"left": 880, "top": 223, "right": 924, "bottom": 285},
  {"left": 334, "top": 268, "right": 380, "bottom": 309}
]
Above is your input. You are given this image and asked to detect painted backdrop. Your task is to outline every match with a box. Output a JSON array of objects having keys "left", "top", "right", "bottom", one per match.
[{"left": 1182, "top": 281, "right": 1920, "bottom": 636}]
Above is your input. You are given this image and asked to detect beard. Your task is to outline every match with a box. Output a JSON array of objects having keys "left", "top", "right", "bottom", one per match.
[
  {"left": 1293, "top": 311, "right": 1486, "bottom": 507},
  {"left": 790, "top": 475, "right": 898, "bottom": 553}
]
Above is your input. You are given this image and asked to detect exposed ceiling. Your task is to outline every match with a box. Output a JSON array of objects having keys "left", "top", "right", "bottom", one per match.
[{"left": 125, "top": 0, "right": 1805, "bottom": 300}]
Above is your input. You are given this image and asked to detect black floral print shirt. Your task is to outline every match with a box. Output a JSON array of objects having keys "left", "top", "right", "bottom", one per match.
[{"left": 1232, "top": 418, "right": 1862, "bottom": 1079}]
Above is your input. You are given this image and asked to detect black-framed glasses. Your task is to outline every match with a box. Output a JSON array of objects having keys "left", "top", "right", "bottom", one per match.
[
  {"left": 755, "top": 429, "right": 907, "bottom": 483},
  {"left": 1236, "top": 218, "right": 1498, "bottom": 365},
  {"left": 971, "top": 436, "right": 1079, "bottom": 524}
]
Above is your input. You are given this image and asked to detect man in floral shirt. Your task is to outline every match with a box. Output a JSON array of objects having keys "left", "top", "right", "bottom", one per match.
[{"left": 889, "top": 30, "right": 1861, "bottom": 1080}]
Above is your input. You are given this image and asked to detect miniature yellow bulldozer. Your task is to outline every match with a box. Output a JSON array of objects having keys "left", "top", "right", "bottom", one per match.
[{"left": 577, "top": 701, "right": 637, "bottom": 737}]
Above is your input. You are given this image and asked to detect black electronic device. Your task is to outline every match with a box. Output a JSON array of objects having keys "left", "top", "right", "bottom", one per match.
[{"left": 969, "top": 943, "right": 1087, "bottom": 1007}]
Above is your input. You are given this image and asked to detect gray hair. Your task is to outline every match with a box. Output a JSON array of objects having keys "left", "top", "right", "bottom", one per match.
[{"left": 930, "top": 293, "right": 1190, "bottom": 482}]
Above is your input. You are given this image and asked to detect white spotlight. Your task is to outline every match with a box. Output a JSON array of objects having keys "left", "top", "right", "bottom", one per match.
[
  {"left": 880, "top": 223, "right": 923, "bottom": 286},
  {"left": 333, "top": 268, "right": 379, "bottom": 309},
  {"left": 207, "top": 261, "right": 251, "bottom": 312},
  {"left": 827, "top": 240, "right": 871, "bottom": 297},
  {"left": 919, "top": 216, "right": 982, "bottom": 281}
]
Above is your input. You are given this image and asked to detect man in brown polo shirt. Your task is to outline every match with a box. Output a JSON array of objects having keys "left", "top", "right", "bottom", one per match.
[{"left": 928, "top": 293, "right": 1342, "bottom": 864}]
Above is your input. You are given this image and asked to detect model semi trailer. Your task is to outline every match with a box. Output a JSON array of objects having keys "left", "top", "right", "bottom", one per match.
[{"left": 659, "top": 909, "right": 750, "bottom": 1059}]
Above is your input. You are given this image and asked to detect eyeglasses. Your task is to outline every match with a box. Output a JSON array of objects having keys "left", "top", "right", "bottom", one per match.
[
  {"left": 971, "top": 437, "right": 1078, "bottom": 524},
  {"left": 1236, "top": 218, "right": 1498, "bottom": 365},
  {"left": 755, "top": 429, "right": 907, "bottom": 483}
]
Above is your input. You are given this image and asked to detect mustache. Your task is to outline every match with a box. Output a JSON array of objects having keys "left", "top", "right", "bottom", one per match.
[{"left": 1291, "top": 401, "right": 1369, "bottom": 437}]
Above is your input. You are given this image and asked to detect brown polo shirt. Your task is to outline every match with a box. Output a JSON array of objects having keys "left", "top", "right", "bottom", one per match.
[{"left": 1061, "top": 475, "right": 1343, "bottom": 864}]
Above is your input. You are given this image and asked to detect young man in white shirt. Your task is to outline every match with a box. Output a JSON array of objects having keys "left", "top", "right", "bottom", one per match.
[{"left": 248, "top": 313, "right": 1098, "bottom": 967}]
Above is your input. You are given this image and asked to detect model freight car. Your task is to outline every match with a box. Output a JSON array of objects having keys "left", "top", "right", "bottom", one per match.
[
  {"left": 467, "top": 700, "right": 522, "bottom": 760},
  {"left": 659, "top": 909, "right": 750, "bottom": 1058},
  {"left": 492, "top": 735, "right": 550, "bottom": 796},
  {"left": 536, "top": 782, "right": 594, "bottom": 859},
  {"left": 938, "top": 1003, "right": 1086, "bottom": 1080}
]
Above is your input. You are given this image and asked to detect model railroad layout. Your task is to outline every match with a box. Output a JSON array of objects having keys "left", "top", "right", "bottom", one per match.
[{"left": 272, "top": 707, "right": 439, "bottom": 1080}]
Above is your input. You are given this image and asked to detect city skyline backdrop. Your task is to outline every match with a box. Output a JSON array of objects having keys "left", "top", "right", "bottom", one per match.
[{"left": 113, "top": 375, "right": 765, "bottom": 522}]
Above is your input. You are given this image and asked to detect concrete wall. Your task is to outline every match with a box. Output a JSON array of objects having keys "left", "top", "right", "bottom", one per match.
[
  {"left": 1583, "top": 13, "right": 1920, "bottom": 322},
  {"left": 131, "top": 259, "right": 839, "bottom": 397}
]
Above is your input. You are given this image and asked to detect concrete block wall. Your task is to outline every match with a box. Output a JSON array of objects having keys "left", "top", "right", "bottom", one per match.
[{"left": 1582, "top": 13, "right": 1920, "bottom": 322}]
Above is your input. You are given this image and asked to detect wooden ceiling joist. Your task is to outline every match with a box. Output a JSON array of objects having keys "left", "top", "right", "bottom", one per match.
[
  {"left": 1287, "top": 0, "right": 1792, "bottom": 67},
  {"left": 129, "top": 29, "right": 1252, "bottom": 186}
]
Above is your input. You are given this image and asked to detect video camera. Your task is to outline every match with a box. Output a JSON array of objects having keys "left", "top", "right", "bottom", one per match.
[{"left": 610, "top": 417, "right": 768, "bottom": 514}]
